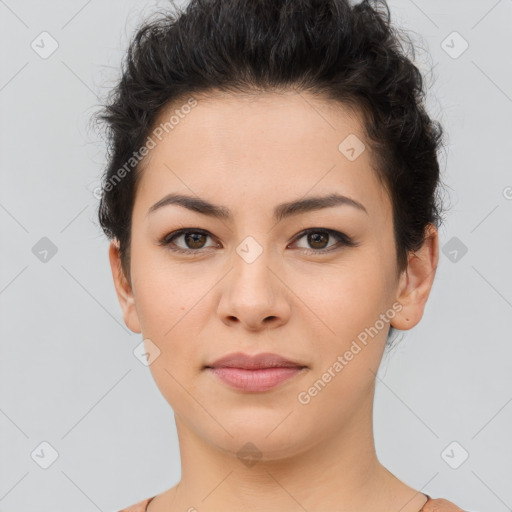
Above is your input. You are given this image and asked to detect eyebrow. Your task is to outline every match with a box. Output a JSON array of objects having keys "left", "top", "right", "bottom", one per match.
[{"left": 147, "top": 192, "right": 368, "bottom": 222}]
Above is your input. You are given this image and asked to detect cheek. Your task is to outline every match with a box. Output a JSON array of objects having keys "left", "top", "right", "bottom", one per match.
[
  {"left": 293, "top": 271, "right": 390, "bottom": 419},
  {"left": 290, "top": 261, "right": 392, "bottom": 403},
  {"left": 130, "top": 242, "right": 210, "bottom": 334},
  {"left": 290, "top": 260, "right": 390, "bottom": 338},
  {"left": 137, "top": 270, "right": 206, "bottom": 410}
]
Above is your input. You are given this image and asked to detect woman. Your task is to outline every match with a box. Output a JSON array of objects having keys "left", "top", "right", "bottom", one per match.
[{"left": 96, "top": 0, "right": 465, "bottom": 510}]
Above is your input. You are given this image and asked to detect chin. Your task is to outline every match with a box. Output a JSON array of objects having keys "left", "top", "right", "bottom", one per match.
[{"left": 195, "top": 414, "right": 310, "bottom": 459}]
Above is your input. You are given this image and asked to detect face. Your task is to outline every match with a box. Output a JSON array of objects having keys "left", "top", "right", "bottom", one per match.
[{"left": 109, "top": 90, "right": 438, "bottom": 461}]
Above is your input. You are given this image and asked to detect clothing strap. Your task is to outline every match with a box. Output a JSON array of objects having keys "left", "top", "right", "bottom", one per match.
[
  {"left": 420, "top": 494, "right": 432, "bottom": 511},
  {"left": 144, "top": 493, "right": 432, "bottom": 511}
]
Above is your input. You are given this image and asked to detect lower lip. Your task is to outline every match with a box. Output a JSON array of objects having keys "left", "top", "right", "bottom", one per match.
[{"left": 206, "top": 367, "right": 305, "bottom": 392}]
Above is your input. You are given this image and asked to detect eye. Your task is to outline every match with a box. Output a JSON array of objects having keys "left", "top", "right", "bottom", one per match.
[
  {"left": 158, "top": 228, "right": 219, "bottom": 255},
  {"left": 290, "top": 228, "right": 358, "bottom": 254},
  {"left": 158, "top": 227, "right": 359, "bottom": 256}
]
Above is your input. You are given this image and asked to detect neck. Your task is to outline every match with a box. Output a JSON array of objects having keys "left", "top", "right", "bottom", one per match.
[{"left": 154, "top": 385, "right": 424, "bottom": 512}]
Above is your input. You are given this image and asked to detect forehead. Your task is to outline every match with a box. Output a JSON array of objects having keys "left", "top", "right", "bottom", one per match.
[{"left": 134, "top": 90, "right": 391, "bottom": 222}]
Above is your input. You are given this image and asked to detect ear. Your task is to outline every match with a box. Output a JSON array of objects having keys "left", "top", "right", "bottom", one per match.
[
  {"left": 108, "top": 240, "right": 141, "bottom": 334},
  {"left": 391, "top": 223, "right": 439, "bottom": 330}
]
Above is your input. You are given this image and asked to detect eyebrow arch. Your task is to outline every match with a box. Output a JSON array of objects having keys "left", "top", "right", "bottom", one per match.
[{"left": 147, "top": 192, "right": 368, "bottom": 221}]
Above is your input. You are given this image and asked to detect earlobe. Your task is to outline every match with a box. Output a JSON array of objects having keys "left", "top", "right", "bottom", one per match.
[
  {"left": 391, "top": 224, "right": 439, "bottom": 331},
  {"left": 108, "top": 241, "right": 142, "bottom": 334}
]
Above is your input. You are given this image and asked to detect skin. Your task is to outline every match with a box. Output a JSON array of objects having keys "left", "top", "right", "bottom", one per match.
[{"left": 109, "top": 89, "right": 439, "bottom": 512}]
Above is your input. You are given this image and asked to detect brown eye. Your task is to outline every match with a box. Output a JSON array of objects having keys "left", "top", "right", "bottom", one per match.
[
  {"left": 160, "top": 227, "right": 358, "bottom": 256},
  {"left": 307, "top": 231, "right": 329, "bottom": 249},
  {"left": 160, "top": 229, "right": 218, "bottom": 254},
  {"left": 183, "top": 232, "right": 207, "bottom": 249},
  {"left": 292, "top": 228, "right": 357, "bottom": 254}
]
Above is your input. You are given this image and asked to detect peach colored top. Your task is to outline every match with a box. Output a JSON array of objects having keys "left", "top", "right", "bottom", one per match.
[{"left": 118, "top": 493, "right": 467, "bottom": 511}]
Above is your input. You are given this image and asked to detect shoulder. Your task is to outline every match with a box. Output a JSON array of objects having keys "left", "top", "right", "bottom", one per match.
[
  {"left": 118, "top": 496, "right": 155, "bottom": 512},
  {"left": 423, "top": 496, "right": 466, "bottom": 511}
]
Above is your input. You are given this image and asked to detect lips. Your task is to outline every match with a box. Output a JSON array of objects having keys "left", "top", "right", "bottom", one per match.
[
  {"left": 205, "top": 352, "right": 307, "bottom": 370},
  {"left": 204, "top": 352, "right": 307, "bottom": 392}
]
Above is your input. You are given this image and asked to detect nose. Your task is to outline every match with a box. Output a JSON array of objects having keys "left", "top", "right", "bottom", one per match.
[{"left": 217, "top": 248, "right": 292, "bottom": 332}]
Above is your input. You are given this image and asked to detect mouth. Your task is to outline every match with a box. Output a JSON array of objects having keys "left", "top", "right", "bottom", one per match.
[{"left": 204, "top": 352, "right": 308, "bottom": 392}]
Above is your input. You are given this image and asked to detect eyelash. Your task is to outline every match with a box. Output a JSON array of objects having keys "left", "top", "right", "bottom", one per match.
[{"left": 158, "top": 228, "right": 359, "bottom": 256}]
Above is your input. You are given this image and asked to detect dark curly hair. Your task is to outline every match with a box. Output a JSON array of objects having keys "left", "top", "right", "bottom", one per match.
[{"left": 94, "top": 0, "right": 447, "bottom": 346}]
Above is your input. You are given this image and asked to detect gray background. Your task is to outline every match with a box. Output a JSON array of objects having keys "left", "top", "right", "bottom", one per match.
[{"left": 1, "top": 0, "right": 511, "bottom": 511}]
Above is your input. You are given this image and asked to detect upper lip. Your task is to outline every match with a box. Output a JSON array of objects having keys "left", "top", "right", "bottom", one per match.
[{"left": 205, "top": 352, "right": 307, "bottom": 370}]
